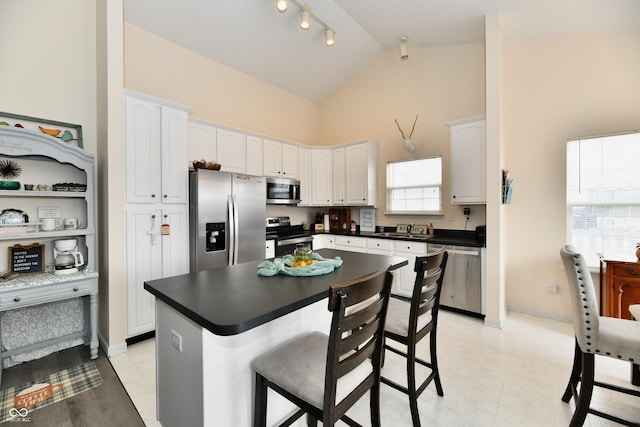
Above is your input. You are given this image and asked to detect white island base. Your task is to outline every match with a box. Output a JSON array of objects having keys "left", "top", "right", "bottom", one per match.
[{"left": 156, "top": 299, "right": 332, "bottom": 426}]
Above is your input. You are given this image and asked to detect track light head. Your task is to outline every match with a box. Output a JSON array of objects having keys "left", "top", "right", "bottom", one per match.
[
  {"left": 276, "top": 0, "right": 287, "bottom": 13},
  {"left": 399, "top": 36, "right": 409, "bottom": 61},
  {"left": 300, "top": 4, "right": 311, "bottom": 30},
  {"left": 325, "top": 27, "right": 335, "bottom": 47}
]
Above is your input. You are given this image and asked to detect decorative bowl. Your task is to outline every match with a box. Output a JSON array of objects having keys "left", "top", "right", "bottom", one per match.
[
  {"left": 0, "top": 208, "right": 29, "bottom": 224},
  {"left": 0, "top": 181, "right": 20, "bottom": 190}
]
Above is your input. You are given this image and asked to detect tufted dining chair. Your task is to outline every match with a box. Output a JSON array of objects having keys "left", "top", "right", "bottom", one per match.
[
  {"left": 559, "top": 245, "right": 640, "bottom": 426},
  {"left": 252, "top": 268, "right": 393, "bottom": 427}
]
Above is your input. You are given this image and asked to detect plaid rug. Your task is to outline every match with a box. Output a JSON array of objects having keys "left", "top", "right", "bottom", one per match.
[{"left": 0, "top": 361, "right": 102, "bottom": 423}]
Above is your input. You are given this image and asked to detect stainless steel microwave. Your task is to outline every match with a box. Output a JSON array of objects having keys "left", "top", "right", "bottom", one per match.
[{"left": 266, "top": 177, "right": 300, "bottom": 205}]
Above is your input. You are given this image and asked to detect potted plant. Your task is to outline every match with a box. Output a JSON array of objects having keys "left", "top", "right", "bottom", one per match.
[{"left": 0, "top": 159, "right": 22, "bottom": 190}]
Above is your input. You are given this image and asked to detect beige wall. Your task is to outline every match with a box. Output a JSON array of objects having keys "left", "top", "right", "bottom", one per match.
[
  {"left": 318, "top": 43, "right": 487, "bottom": 231},
  {"left": 124, "top": 24, "right": 320, "bottom": 146},
  {"left": 0, "top": 1, "right": 97, "bottom": 153},
  {"left": 503, "top": 34, "right": 640, "bottom": 317}
]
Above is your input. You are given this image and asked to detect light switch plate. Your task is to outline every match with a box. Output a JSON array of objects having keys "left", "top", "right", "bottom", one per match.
[{"left": 170, "top": 329, "right": 183, "bottom": 352}]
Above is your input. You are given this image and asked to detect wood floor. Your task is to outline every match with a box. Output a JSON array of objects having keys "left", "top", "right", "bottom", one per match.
[{"left": 1, "top": 345, "right": 144, "bottom": 427}]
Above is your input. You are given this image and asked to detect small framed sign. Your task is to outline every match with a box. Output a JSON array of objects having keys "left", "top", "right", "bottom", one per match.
[{"left": 9, "top": 243, "right": 45, "bottom": 275}]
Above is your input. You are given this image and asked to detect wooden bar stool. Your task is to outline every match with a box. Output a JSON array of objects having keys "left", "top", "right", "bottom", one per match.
[
  {"left": 559, "top": 245, "right": 640, "bottom": 427},
  {"left": 252, "top": 268, "right": 393, "bottom": 426},
  {"left": 380, "top": 248, "right": 448, "bottom": 427}
]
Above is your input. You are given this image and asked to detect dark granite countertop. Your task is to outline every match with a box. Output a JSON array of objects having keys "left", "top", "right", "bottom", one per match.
[
  {"left": 314, "top": 228, "right": 485, "bottom": 248},
  {"left": 144, "top": 249, "right": 407, "bottom": 337}
]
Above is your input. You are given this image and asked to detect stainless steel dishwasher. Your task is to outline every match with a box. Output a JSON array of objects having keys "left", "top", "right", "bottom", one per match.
[{"left": 428, "top": 244, "right": 483, "bottom": 318}]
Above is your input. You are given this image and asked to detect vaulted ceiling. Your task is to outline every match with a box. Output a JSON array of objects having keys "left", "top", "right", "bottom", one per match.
[{"left": 124, "top": 0, "right": 640, "bottom": 102}]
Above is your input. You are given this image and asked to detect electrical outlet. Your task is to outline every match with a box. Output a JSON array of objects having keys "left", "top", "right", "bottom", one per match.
[
  {"left": 171, "top": 329, "right": 183, "bottom": 352},
  {"left": 447, "top": 212, "right": 455, "bottom": 222},
  {"left": 546, "top": 283, "right": 558, "bottom": 294}
]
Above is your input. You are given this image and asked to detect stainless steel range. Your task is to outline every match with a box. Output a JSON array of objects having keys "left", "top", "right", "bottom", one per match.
[{"left": 266, "top": 216, "right": 313, "bottom": 256}]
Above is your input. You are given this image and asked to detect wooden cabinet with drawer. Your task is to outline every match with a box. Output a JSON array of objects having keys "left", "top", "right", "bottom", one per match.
[{"left": 603, "top": 259, "right": 640, "bottom": 319}]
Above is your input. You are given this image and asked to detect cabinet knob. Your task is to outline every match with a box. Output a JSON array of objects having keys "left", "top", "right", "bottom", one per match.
[
  {"left": 151, "top": 194, "right": 156, "bottom": 198},
  {"left": 73, "top": 287, "right": 79, "bottom": 292},
  {"left": 13, "top": 297, "right": 20, "bottom": 302},
  {"left": 163, "top": 194, "right": 168, "bottom": 198},
  {"left": 151, "top": 215, "right": 156, "bottom": 219},
  {"left": 625, "top": 269, "right": 639, "bottom": 276}
]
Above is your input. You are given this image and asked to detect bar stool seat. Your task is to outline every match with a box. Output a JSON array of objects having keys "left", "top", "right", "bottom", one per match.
[
  {"left": 252, "top": 268, "right": 393, "bottom": 427},
  {"left": 252, "top": 331, "right": 372, "bottom": 409}
]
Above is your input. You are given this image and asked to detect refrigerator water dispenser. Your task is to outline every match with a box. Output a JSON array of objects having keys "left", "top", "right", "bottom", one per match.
[{"left": 206, "top": 222, "right": 226, "bottom": 252}]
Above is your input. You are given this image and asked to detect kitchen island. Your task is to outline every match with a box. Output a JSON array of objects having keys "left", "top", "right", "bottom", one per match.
[{"left": 144, "top": 249, "right": 407, "bottom": 427}]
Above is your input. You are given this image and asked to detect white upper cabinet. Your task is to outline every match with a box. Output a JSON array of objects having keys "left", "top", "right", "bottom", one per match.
[
  {"left": 345, "top": 141, "right": 377, "bottom": 206},
  {"left": 310, "top": 148, "right": 332, "bottom": 206},
  {"left": 298, "top": 146, "right": 311, "bottom": 206},
  {"left": 188, "top": 120, "right": 216, "bottom": 164},
  {"left": 246, "top": 135, "right": 264, "bottom": 177},
  {"left": 331, "top": 140, "right": 378, "bottom": 207},
  {"left": 125, "top": 93, "right": 189, "bottom": 204},
  {"left": 263, "top": 139, "right": 298, "bottom": 179},
  {"left": 448, "top": 115, "right": 486, "bottom": 204},
  {"left": 332, "top": 148, "right": 345, "bottom": 205},
  {"left": 217, "top": 128, "right": 247, "bottom": 174}
]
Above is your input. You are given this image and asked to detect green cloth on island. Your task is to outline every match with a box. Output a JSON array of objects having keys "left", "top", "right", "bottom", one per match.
[{"left": 257, "top": 252, "right": 343, "bottom": 277}]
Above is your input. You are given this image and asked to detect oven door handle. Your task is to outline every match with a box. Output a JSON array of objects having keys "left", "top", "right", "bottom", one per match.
[{"left": 276, "top": 236, "right": 313, "bottom": 246}]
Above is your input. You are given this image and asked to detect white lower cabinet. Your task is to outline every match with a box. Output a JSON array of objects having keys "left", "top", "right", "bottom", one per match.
[
  {"left": 313, "top": 234, "right": 335, "bottom": 250},
  {"left": 366, "top": 238, "right": 393, "bottom": 255},
  {"left": 126, "top": 205, "right": 189, "bottom": 337},
  {"left": 334, "top": 236, "right": 366, "bottom": 253},
  {"left": 392, "top": 241, "right": 427, "bottom": 296},
  {"left": 266, "top": 239, "right": 275, "bottom": 259}
]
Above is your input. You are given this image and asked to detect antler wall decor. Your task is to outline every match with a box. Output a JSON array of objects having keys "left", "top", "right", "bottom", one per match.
[{"left": 394, "top": 114, "right": 418, "bottom": 153}]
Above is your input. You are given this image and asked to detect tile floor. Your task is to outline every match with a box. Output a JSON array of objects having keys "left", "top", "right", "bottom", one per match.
[{"left": 109, "top": 310, "right": 639, "bottom": 426}]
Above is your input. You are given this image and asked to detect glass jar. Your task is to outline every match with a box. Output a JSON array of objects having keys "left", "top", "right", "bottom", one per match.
[{"left": 293, "top": 243, "right": 312, "bottom": 267}]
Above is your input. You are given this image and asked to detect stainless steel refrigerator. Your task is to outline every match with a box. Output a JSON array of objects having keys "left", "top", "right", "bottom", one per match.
[{"left": 189, "top": 169, "right": 266, "bottom": 272}]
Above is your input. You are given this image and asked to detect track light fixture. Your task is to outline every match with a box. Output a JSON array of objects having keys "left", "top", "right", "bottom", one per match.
[
  {"left": 325, "top": 27, "right": 335, "bottom": 47},
  {"left": 399, "top": 36, "right": 409, "bottom": 61},
  {"left": 276, "top": 0, "right": 336, "bottom": 47},
  {"left": 300, "top": 4, "right": 311, "bottom": 30},
  {"left": 276, "top": 0, "right": 287, "bottom": 13}
]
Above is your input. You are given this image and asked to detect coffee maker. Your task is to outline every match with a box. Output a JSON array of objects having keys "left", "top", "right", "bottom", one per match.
[{"left": 53, "top": 238, "right": 84, "bottom": 275}]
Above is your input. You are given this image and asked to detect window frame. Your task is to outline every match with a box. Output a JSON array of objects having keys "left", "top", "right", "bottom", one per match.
[
  {"left": 566, "top": 131, "right": 640, "bottom": 267},
  {"left": 385, "top": 155, "right": 443, "bottom": 216}
]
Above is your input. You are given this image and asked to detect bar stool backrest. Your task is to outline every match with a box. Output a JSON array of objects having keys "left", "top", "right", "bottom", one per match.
[
  {"left": 325, "top": 268, "right": 393, "bottom": 418},
  {"left": 560, "top": 245, "right": 600, "bottom": 353}
]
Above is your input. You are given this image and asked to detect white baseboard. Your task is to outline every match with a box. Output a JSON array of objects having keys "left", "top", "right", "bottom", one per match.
[
  {"left": 98, "top": 331, "right": 127, "bottom": 357},
  {"left": 507, "top": 303, "right": 571, "bottom": 323}
]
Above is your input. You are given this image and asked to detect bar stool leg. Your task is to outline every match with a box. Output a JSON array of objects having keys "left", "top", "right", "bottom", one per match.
[
  {"left": 562, "top": 340, "right": 582, "bottom": 403},
  {"left": 254, "top": 373, "right": 268, "bottom": 427},
  {"left": 569, "top": 353, "right": 595, "bottom": 427}
]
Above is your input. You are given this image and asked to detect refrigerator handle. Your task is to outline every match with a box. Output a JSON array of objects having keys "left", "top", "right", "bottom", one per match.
[
  {"left": 228, "top": 195, "right": 235, "bottom": 266},
  {"left": 230, "top": 195, "right": 240, "bottom": 265}
]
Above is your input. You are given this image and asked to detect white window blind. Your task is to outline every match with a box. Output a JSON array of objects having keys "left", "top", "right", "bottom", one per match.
[
  {"left": 386, "top": 156, "right": 442, "bottom": 215},
  {"left": 567, "top": 131, "right": 640, "bottom": 266}
]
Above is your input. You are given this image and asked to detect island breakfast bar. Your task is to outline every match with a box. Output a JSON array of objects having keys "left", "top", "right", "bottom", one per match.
[{"left": 144, "top": 249, "right": 408, "bottom": 427}]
